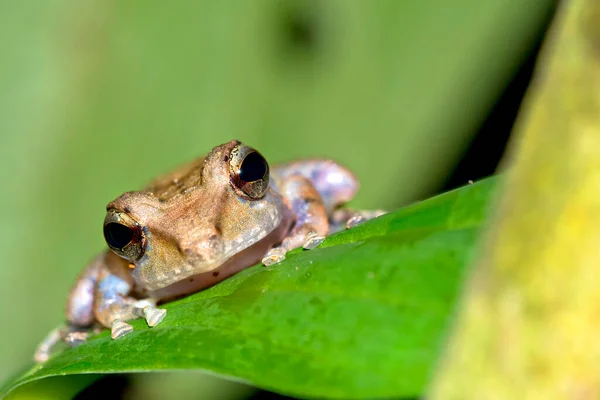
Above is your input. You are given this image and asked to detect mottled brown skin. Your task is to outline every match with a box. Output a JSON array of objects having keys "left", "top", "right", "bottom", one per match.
[
  {"left": 106, "top": 141, "right": 291, "bottom": 294},
  {"left": 35, "top": 140, "right": 382, "bottom": 362}
]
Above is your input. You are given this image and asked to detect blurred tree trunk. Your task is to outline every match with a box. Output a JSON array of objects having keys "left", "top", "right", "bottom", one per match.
[{"left": 429, "top": 0, "right": 600, "bottom": 398}]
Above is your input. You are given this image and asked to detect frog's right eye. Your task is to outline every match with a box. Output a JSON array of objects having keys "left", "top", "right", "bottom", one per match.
[
  {"left": 103, "top": 211, "right": 146, "bottom": 261},
  {"left": 104, "top": 223, "right": 134, "bottom": 249}
]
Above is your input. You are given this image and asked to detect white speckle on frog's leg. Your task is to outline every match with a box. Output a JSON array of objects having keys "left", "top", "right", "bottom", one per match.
[
  {"left": 303, "top": 231, "right": 325, "bottom": 250},
  {"left": 262, "top": 247, "right": 286, "bottom": 266},
  {"left": 143, "top": 306, "right": 167, "bottom": 327},
  {"left": 111, "top": 319, "right": 134, "bottom": 339}
]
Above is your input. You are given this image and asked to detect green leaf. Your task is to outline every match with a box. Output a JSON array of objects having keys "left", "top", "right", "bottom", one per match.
[
  {"left": 0, "top": 0, "right": 553, "bottom": 388},
  {"left": 1, "top": 178, "right": 496, "bottom": 399}
]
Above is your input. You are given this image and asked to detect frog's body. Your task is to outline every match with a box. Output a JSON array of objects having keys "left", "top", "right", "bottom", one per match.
[{"left": 34, "top": 140, "right": 383, "bottom": 362}]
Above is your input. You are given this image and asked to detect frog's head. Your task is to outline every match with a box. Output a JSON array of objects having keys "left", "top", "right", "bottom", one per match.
[{"left": 102, "top": 140, "right": 288, "bottom": 291}]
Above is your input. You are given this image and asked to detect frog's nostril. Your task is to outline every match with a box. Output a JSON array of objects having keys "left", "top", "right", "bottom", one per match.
[{"left": 104, "top": 223, "right": 134, "bottom": 249}]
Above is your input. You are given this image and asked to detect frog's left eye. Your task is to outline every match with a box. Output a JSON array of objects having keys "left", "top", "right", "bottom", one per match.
[
  {"left": 229, "top": 145, "right": 270, "bottom": 199},
  {"left": 103, "top": 211, "right": 146, "bottom": 261}
]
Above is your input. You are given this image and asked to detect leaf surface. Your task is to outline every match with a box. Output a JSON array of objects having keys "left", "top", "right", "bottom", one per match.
[{"left": 1, "top": 178, "right": 496, "bottom": 399}]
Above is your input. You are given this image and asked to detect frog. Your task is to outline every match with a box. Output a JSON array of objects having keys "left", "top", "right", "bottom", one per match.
[{"left": 34, "top": 140, "right": 384, "bottom": 362}]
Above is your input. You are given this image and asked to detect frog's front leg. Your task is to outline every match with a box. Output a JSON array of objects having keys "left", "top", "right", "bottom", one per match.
[
  {"left": 94, "top": 268, "right": 166, "bottom": 339},
  {"left": 65, "top": 252, "right": 141, "bottom": 339},
  {"left": 262, "top": 175, "right": 329, "bottom": 266},
  {"left": 35, "top": 254, "right": 167, "bottom": 362}
]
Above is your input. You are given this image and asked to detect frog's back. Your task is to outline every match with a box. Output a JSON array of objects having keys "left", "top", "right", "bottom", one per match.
[
  {"left": 144, "top": 154, "right": 358, "bottom": 211},
  {"left": 144, "top": 157, "right": 205, "bottom": 202}
]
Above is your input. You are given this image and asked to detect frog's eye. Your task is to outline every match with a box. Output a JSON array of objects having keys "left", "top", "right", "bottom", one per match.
[
  {"left": 104, "top": 223, "right": 134, "bottom": 249},
  {"left": 229, "top": 145, "right": 270, "bottom": 199},
  {"left": 103, "top": 211, "right": 146, "bottom": 261}
]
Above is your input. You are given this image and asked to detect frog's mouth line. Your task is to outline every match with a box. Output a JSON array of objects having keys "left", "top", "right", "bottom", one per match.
[
  {"left": 133, "top": 253, "right": 231, "bottom": 291},
  {"left": 133, "top": 234, "right": 266, "bottom": 291},
  {"left": 138, "top": 219, "right": 292, "bottom": 298},
  {"left": 138, "top": 251, "right": 250, "bottom": 300}
]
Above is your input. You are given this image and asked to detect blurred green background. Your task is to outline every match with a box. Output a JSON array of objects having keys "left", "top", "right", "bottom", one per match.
[{"left": 0, "top": 0, "right": 554, "bottom": 398}]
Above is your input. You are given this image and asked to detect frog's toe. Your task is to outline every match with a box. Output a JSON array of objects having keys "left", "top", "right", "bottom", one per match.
[
  {"left": 303, "top": 231, "right": 325, "bottom": 250},
  {"left": 346, "top": 215, "right": 367, "bottom": 229},
  {"left": 65, "top": 331, "right": 89, "bottom": 346},
  {"left": 143, "top": 305, "right": 167, "bottom": 327},
  {"left": 262, "top": 247, "right": 286, "bottom": 266},
  {"left": 111, "top": 319, "right": 134, "bottom": 339}
]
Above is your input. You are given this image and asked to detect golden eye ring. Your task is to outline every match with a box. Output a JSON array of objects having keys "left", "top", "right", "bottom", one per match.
[
  {"left": 229, "top": 144, "right": 270, "bottom": 199},
  {"left": 103, "top": 210, "right": 146, "bottom": 261}
]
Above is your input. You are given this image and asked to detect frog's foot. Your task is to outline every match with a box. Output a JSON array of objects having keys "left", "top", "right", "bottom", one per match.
[
  {"left": 65, "top": 331, "right": 89, "bottom": 346},
  {"left": 143, "top": 305, "right": 167, "bottom": 327},
  {"left": 262, "top": 230, "right": 325, "bottom": 266},
  {"left": 330, "top": 209, "right": 387, "bottom": 233},
  {"left": 346, "top": 215, "right": 367, "bottom": 229},
  {"left": 262, "top": 247, "right": 287, "bottom": 266},
  {"left": 34, "top": 325, "right": 95, "bottom": 362},
  {"left": 131, "top": 299, "right": 166, "bottom": 327},
  {"left": 303, "top": 231, "right": 325, "bottom": 250},
  {"left": 111, "top": 319, "right": 134, "bottom": 339}
]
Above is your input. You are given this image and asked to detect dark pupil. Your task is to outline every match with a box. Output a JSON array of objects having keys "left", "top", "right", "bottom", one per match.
[
  {"left": 239, "top": 152, "right": 267, "bottom": 182},
  {"left": 104, "top": 223, "right": 134, "bottom": 249}
]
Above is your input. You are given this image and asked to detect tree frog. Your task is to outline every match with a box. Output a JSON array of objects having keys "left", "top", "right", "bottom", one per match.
[{"left": 34, "top": 140, "right": 383, "bottom": 362}]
